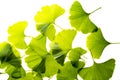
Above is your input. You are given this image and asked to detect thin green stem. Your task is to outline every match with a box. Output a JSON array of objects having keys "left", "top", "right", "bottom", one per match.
[
  {"left": 89, "top": 50, "right": 95, "bottom": 63},
  {"left": 90, "top": 7, "right": 101, "bottom": 14},
  {"left": 111, "top": 42, "right": 120, "bottom": 44},
  {"left": 25, "top": 35, "right": 33, "bottom": 38},
  {"left": 54, "top": 23, "right": 64, "bottom": 30}
]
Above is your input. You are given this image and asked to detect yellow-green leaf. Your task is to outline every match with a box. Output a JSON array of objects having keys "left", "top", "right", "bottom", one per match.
[
  {"left": 69, "top": 47, "right": 86, "bottom": 61},
  {"left": 25, "top": 35, "right": 47, "bottom": 69},
  {"left": 8, "top": 21, "right": 28, "bottom": 49},
  {"left": 69, "top": 1, "right": 97, "bottom": 34},
  {"left": 35, "top": 4, "right": 64, "bottom": 34},
  {"left": 86, "top": 29, "right": 110, "bottom": 59},
  {"left": 79, "top": 59, "right": 115, "bottom": 80},
  {"left": 54, "top": 29, "right": 76, "bottom": 52}
]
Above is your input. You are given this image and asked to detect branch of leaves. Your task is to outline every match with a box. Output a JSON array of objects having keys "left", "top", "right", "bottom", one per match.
[{"left": 1, "top": 1, "right": 115, "bottom": 80}]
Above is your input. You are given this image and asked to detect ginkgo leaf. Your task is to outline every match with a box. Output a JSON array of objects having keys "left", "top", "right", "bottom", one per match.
[
  {"left": 50, "top": 42, "right": 66, "bottom": 65},
  {"left": 35, "top": 4, "right": 65, "bottom": 34},
  {"left": 69, "top": 1, "right": 97, "bottom": 34},
  {"left": 8, "top": 21, "right": 28, "bottom": 49},
  {"left": 54, "top": 29, "right": 76, "bottom": 52},
  {"left": 7, "top": 67, "right": 26, "bottom": 80},
  {"left": 45, "top": 55, "right": 61, "bottom": 77},
  {"left": 79, "top": 59, "right": 115, "bottom": 80},
  {"left": 19, "top": 71, "right": 42, "bottom": 80},
  {"left": 71, "top": 61, "right": 85, "bottom": 71},
  {"left": 68, "top": 47, "right": 86, "bottom": 61},
  {"left": 25, "top": 35, "right": 48, "bottom": 69},
  {"left": 86, "top": 29, "right": 110, "bottom": 59},
  {"left": 0, "top": 42, "right": 21, "bottom": 67},
  {"left": 0, "top": 42, "right": 12, "bottom": 58},
  {"left": 57, "top": 62, "right": 78, "bottom": 80},
  {"left": 4, "top": 62, "right": 25, "bottom": 80},
  {"left": 45, "top": 24, "right": 56, "bottom": 41}
]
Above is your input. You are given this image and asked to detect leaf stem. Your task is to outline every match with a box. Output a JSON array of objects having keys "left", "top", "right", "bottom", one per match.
[
  {"left": 89, "top": 50, "right": 95, "bottom": 63},
  {"left": 90, "top": 7, "right": 101, "bottom": 14},
  {"left": 111, "top": 42, "right": 120, "bottom": 44},
  {"left": 54, "top": 23, "right": 64, "bottom": 30},
  {"left": 25, "top": 35, "right": 33, "bottom": 38}
]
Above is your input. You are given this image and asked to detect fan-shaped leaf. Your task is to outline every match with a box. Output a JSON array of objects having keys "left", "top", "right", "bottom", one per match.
[
  {"left": 35, "top": 4, "right": 64, "bottom": 34},
  {"left": 69, "top": 1, "right": 97, "bottom": 34},
  {"left": 54, "top": 29, "right": 76, "bottom": 52},
  {"left": 19, "top": 71, "right": 42, "bottom": 80},
  {"left": 45, "top": 24, "right": 56, "bottom": 41},
  {"left": 79, "top": 59, "right": 115, "bottom": 80},
  {"left": 86, "top": 29, "right": 110, "bottom": 59},
  {"left": 8, "top": 21, "right": 27, "bottom": 49},
  {"left": 45, "top": 55, "right": 61, "bottom": 77},
  {"left": 0, "top": 42, "right": 21, "bottom": 67},
  {"left": 69, "top": 47, "right": 86, "bottom": 61},
  {"left": 57, "top": 62, "right": 77, "bottom": 80},
  {"left": 25, "top": 35, "right": 47, "bottom": 69}
]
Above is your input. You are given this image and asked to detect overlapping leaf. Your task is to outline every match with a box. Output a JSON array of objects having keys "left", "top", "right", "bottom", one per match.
[
  {"left": 8, "top": 21, "right": 27, "bottom": 49},
  {"left": 45, "top": 55, "right": 61, "bottom": 77},
  {"left": 45, "top": 24, "right": 56, "bottom": 40},
  {"left": 35, "top": 4, "right": 64, "bottom": 35},
  {"left": 50, "top": 42, "right": 66, "bottom": 65},
  {"left": 54, "top": 29, "right": 76, "bottom": 52},
  {"left": 79, "top": 59, "right": 115, "bottom": 80},
  {"left": 6, "top": 66, "right": 26, "bottom": 80},
  {"left": 68, "top": 47, "right": 86, "bottom": 61},
  {"left": 19, "top": 71, "right": 42, "bottom": 80},
  {"left": 86, "top": 29, "right": 110, "bottom": 59},
  {"left": 25, "top": 35, "right": 47, "bottom": 69},
  {"left": 0, "top": 42, "right": 21, "bottom": 67},
  {"left": 57, "top": 62, "right": 78, "bottom": 80},
  {"left": 69, "top": 1, "right": 97, "bottom": 34}
]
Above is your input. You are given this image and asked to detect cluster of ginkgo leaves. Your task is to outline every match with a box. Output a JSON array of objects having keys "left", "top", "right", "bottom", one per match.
[{"left": 0, "top": 1, "right": 115, "bottom": 80}]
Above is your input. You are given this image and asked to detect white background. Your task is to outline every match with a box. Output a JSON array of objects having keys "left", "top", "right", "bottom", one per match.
[{"left": 0, "top": 0, "right": 120, "bottom": 80}]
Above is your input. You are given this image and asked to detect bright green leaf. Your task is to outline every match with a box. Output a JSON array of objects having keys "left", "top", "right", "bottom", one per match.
[
  {"left": 5, "top": 64, "right": 25, "bottom": 80},
  {"left": 0, "top": 42, "right": 21, "bottom": 67},
  {"left": 57, "top": 62, "right": 77, "bottom": 80},
  {"left": 19, "top": 71, "right": 42, "bottom": 80},
  {"left": 79, "top": 59, "right": 115, "bottom": 80},
  {"left": 45, "top": 24, "right": 56, "bottom": 41},
  {"left": 25, "top": 35, "right": 47, "bottom": 69},
  {"left": 69, "top": 1, "right": 97, "bottom": 34},
  {"left": 0, "top": 42, "right": 12, "bottom": 58},
  {"left": 50, "top": 42, "right": 66, "bottom": 65},
  {"left": 54, "top": 29, "right": 76, "bottom": 52},
  {"left": 8, "top": 21, "right": 28, "bottom": 49},
  {"left": 69, "top": 47, "right": 86, "bottom": 61},
  {"left": 71, "top": 61, "right": 85, "bottom": 71},
  {"left": 86, "top": 29, "right": 110, "bottom": 59},
  {"left": 35, "top": 4, "right": 65, "bottom": 34},
  {"left": 45, "top": 55, "right": 60, "bottom": 77}
]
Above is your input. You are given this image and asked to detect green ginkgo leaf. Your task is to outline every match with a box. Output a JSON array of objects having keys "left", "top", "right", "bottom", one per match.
[
  {"left": 8, "top": 21, "right": 28, "bottom": 49},
  {"left": 35, "top": 4, "right": 65, "bottom": 34},
  {"left": 57, "top": 62, "right": 77, "bottom": 80},
  {"left": 8, "top": 67, "right": 26, "bottom": 79},
  {"left": 25, "top": 35, "right": 47, "bottom": 69},
  {"left": 45, "top": 24, "right": 56, "bottom": 41},
  {"left": 54, "top": 29, "right": 76, "bottom": 52},
  {"left": 69, "top": 1, "right": 97, "bottom": 34},
  {"left": 19, "top": 71, "right": 42, "bottom": 80},
  {"left": 50, "top": 42, "right": 66, "bottom": 65},
  {"left": 69, "top": 47, "right": 86, "bottom": 61},
  {"left": 0, "top": 42, "right": 12, "bottom": 58},
  {"left": 0, "top": 42, "right": 21, "bottom": 67},
  {"left": 79, "top": 59, "right": 115, "bottom": 80},
  {"left": 86, "top": 29, "right": 110, "bottom": 59},
  {"left": 45, "top": 55, "right": 61, "bottom": 77}
]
